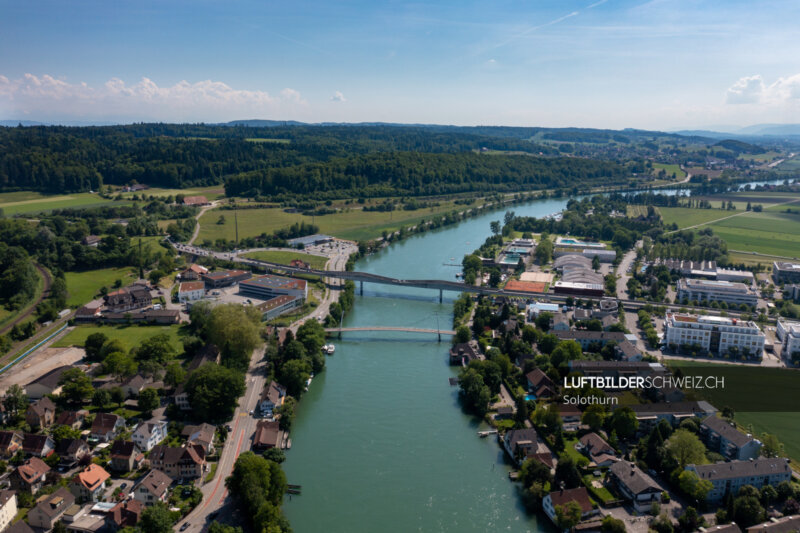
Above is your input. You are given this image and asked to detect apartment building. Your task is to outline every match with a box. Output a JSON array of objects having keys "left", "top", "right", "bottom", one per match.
[
  {"left": 772, "top": 261, "right": 800, "bottom": 284},
  {"left": 776, "top": 318, "right": 800, "bottom": 358},
  {"left": 700, "top": 416, "right": 762, "bottom": 461},
  {"left": 686, "top": 458, "right": 792, "bottom": 503},
  {"left": 664, "top": 312, "right": 765, "bottom": 357}
]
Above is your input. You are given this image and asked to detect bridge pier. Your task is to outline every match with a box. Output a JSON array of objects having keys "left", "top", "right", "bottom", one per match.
[
  {"left": 360, "top": 281, "right": 364, "bottom": 296},
  {"left": 439, "top": 289, "right": 443, "bottom": 303}
]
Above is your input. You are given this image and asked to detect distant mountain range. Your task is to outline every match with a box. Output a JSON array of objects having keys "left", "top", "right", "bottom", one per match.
[{"left": 674, "top": 124, "right": 800, "bottom": 138}]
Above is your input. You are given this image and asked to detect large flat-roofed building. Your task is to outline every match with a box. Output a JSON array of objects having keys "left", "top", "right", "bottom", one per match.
[
  {"left": 553, "top": 281, "right": 605, "bottom": 297},
  {"left": 677, "top": 278, "right": 757, "bottom": 307},
  {"left": 664, "top": 312, "right": 765, "bottom": 357},
  {"left": 659, "top": 259, "right": 754, "bottom": 284},
  {"left": 254, "top": 295, "right": 303, "bottom": 321},
  {"left": 686, "top": 458, "right": 792, "bottom": 504},
  {"left": 773, "top": 261, "right": 800, "bottom": 283},
  {"left": 239, "top": 274, "right": 307, "bottom": 301},
  {"left": 201, "top": 269, "right": 251, "bottom": 288},
  {"left": 776, "top": 318, "right": 800, "bottom": 358},
  {"left": 287, "top": 234, "right": 334, "bottom": 248}
]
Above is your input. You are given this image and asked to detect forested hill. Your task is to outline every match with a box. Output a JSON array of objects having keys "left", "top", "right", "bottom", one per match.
[{"left": 1, "top": 123, "right": 632, "bottom": 196}]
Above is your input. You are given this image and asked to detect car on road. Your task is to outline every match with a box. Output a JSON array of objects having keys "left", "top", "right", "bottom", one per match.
[
  {"left": 180, "top": 523, "right": 190, "bottom": 531},
  {"left": 120, "top": 483, "right": 127, "bottom": 489}
]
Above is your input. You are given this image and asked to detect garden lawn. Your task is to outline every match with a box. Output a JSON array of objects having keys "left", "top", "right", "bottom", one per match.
[
  {"left": 65, "top": 267, "right": 138, "bottom": 308},
  {"left": 53, "top": 324, "right": 185, "bottom": 352},
  {"left": 243, "top": 250, "right": 329, "bottom": 269}
]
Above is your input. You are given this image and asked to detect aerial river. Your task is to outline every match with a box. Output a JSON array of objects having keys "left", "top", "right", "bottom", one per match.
[{"left": 282, "top": 178, "right": 789, "bottom": 532}]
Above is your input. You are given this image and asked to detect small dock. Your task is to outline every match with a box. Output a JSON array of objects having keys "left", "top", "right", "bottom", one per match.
[
  {"left": 477, "top": 429, "right": 498, "bottom": 438},
  {"left": 286, "top": 484, "right": 302, "bottom": 495}
]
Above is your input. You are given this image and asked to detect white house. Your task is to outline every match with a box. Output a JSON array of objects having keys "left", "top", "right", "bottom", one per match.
[
  {"left": 0, "top": 490, "right": 17, "bottom": 533},
  {"left": 132, "top": 419, "right": 168, "bottom": 452},
  {"left": 178, "top": 281, "right": 206, "bottom": 303}
]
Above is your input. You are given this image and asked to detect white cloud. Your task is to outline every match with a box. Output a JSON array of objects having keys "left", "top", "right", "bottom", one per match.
[
  {"left": 726, "top": 73, "right": 800, "bottom": 105},
  {"left": 0, "top": 73, "right": 307, "bottom": 121},
  {"left": 330, "top": 91, "right": 346, "bottom": 102}
]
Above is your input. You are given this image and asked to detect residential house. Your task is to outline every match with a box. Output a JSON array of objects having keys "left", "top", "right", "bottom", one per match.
[
  {"left": 6, "top": 521, "right": 35, "bottom": 533},
  {"left": 28, "top": 487, "right": 75, "bottom": 530},
  {"left": 55, "top": 410, "right": 89, "bottom": 430},
  {"left": 22, "top": 433, "right": 55, "bottom": 457},
  {"left": 132, "top": 420, "right": 167, "bottom": 452},
  {"left": 181, "top": 423, "right": 216, "bottom": 454},
  {"left": 448, "top": 343, "right": 479, "bottom": 366},
  {"left": 558, "top": 404, "right": 582, "bottom": 431},
  {"left": 108, "top": 499, "right": 143, "bottom": 529},
  {"left": 55, "top": 439, "right": 90, "bottom": 465},
  {"left": 173, "top": 385, "right": 191, "bottom": 411},
  {"left": 103, "top": 286, "right": 152, "bottom": 313},
  {"left": 252, "top": 420, "right": 281, "bottom": 451},
  {"left": 553, "top": 330, "right": 627, "bottom": 350},
  {"left": 147, "top": 445, "right": 206, "bottom": 480},
  {"left": 549, "top": 314, "right": 571, "bottom": 331},
  {"left": 700, "top": 415, "right": 762, "bottom": 461},
  {"left": 71, "top": 464, "right": 111, "bottom": 502},
  {"left": 181, "top": 195, "right": 209, "bottom": 206},
  {"left": 592, "top": 299, "right": 619, "bottom": 318},
  {"left": 25, "top": 365, "right": 71, "bottom": 399},
  {"left": 495, "top": 406, "right": 514, "bottom": 420},
  {"left": 11, "top": 457, "right": 50, "bottom": 494},
  {"left": 0, "top": 490, "right": 17, "bottom": 533},
  {"left": 26, "top": 397, "right": 57, "bottom": 429},
  {"left": 542, "top": 487, "right": 599, "bottom": 529},
  {"left": 0, "top": 430, "right": 23, "bottom": 457},
  {"left": 178, "top": 281, "right": 205, "bottom": 303},
  {"left": 616, "top": 340, "right": 643, "bottom": 362},
  {"left": 179, "top": 264, "right": 208, "bottom": 281},
  {"left": 90, "top": 413, "right": 125, "bottom": 442},
  {"left": 258, "top": 381, "right": 286, "bottom": 418},
  {"left": 134, "top": 469, "right": 172, "bottom": 507},
  {"left": 525, "top": 369, "right": 555, "bottom": 399},
  {"left": 686, "top": 458, "right": 792, "bottom": 504},
  {"left": 120, "top": 375, "right": 149, "bottom": 398},
  {"left": 608, "top": 461, "right": 662, "bottom": 512},
  {"left": 109, "top": 440, "right": 144, "bottom": 473},
  {"left": 746, "top": 515, "right": 800, "bottom": 533},
  {"left": 705, "top": 525, "right": 743, "bottom": 533},
  {"left": 502, "top": 428, "right": 541, "bottom": 466},
  {"left": 74, "top": 305, "right": 102, "bottom": 323},
  {"left": 577, "top": 432, "right": 618, "bottom": 467}
]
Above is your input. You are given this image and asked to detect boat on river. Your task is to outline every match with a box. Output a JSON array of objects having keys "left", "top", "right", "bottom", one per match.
[{"left": 323, "top": 344, "right": 336, "bottom": 355}]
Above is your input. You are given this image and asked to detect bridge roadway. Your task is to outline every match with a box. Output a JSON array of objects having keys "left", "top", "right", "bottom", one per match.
[
  {"left": 235, "top": 256, "right": 756, "bottom": 318},
  {"left": 324, "top": 326, "right": 457, "bottom": 335},
  {"left": 171, "top": 242, "right": 757, "bottom": 319}
]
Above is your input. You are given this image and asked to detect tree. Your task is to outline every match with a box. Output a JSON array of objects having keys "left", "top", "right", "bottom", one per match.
[
  {"left": 3, "top": 384, "right": 28, "bottom": 416},
  {"left": 99, "top": 339, "right": 127, "bottom": 360},
  {"left": 600, "top": 515, "right": 626, "bottom": 533},
  {"left": 555, "top": 501, "right": 582, "bottom": 530},
  {"left": 225, "top": 452, "right": 288, "bottom": 533},
  {"left": 490, "top": 220, "right": 501, "bottom": 235},
  {"left": 592, "top": 254, "right": 600, "bottom": 271},
  {"left": 59, "top": 367, "right": 94, "bottom": 405},
  {"left": 666, "top": 429, "right": 706, "bottom": 469},
  {"left": 581, "top": 404, "right": 605, "bottom": 432},
  {"left": 280, "top": 360, "right": 311, "bottom": 398},
  {"left": 206, "top": 304, "right": 263, "bottom": 371},
  {"left": 103, "top": 351, "right": 138, "bottom": 380},
  {"left": 51, "top": 424, "right": 81, "bottom": 442},
  {"left": 535, "top": 235, "right": 553, "bottom": 265},
  {"left": 84, "top": 332, "right": 108, "bottom": 361},
  {"left": 110, "top": 386, "right": 125, "bottom": 407},
  {"left": 275, "top": 397, "right": 296, "bottom": 432},
  {"left": 732, "top": 495, "right": 765, "bottom": 528},
  {"left": 458, "top": 368, "right": 490, "bottom": 417},
  {"left": 185, "top": 363, "right": 246, "bottom": 423},
  {"left": 263, "top": 448, "right": 286, "bottom": 464},
  {"left": 135, "top": 333, "right": 176, "bottom": 364},
  {"left": 678, "top": 470, "right": 712, "bottom": 502},
  {"left": 164, "top": 363, "right": 186, "bottom": 389},
  {"left": 92, "top": 389, "right": 111, "bottom": 408},
  {"left": 139, "top": 502, "right": 173, "bottom": 533},
  {"left": 514, "top": 395, "right": 529, "bottom": 429},
  {"left": 454, "top": 326, "right": 471, "bottom": 344},
  {"left": 607, "top": 406, "right": 638, "bottom": 440},
  {"left": 138, "top": 388, "right": 160, "bottom": 413},
  {"left": 760, "top": 433, "right": 785, "bottom": 457},
  {"left": 554, "top": 454, "right": 582, "bottom": 489}
]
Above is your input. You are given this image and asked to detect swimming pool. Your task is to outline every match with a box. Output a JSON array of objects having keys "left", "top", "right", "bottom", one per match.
[{"left": 500, "top": 253, "right": 522, "bottom": 265}]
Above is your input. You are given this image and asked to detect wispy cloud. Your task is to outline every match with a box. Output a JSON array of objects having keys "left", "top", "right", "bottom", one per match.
[
  {"left": 0, "top": 74, "right": 308, "bottom": 121},
  {"left": 726, "top": 73, "right": 800, "bottom": 105},
  {"left": 330, "top": 91, "right": 346, "bottom": 102}
]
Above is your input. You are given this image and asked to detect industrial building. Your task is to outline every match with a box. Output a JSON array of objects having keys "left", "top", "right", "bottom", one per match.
[
  {"left": 239, "top": 274, "right": 308, "bottom": 301},
  {"left": 200, "top": 269, "right": 252, "bottom": 288},
  {"left": 776, "top": 318, "right": 800, "bottom": 358},
  {"left": 676, "top": 278, "right": 758, "bottom": 307},
  {"left": 663, "top": 312, "right": 765, "bottom": 357},
  {"left": 772, "top": 261, "right": 800, "bottom": 283}
]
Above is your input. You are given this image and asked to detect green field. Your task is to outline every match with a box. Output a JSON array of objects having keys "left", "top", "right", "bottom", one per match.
[
  {"left": 243, "top": 250, "right": 329, "bottom": 269},
  {"left": 196, "top": 201, "right": 472, "bottom": 242},
  {"left": 115, "top": 185, "right": 226, "bottom": 201},
  {"left": 776, "top": 157, "right": 800, "bottom": 172},
  {"left": 245, "top": 138, "right": 290, "bottom": 144},
  {"left": 65, "top": 267, "right": 138, "bottom": 308},
  {"left": 0, "top": 192, "right": 115, "bottom": 215},
  {"left": 709, "top": 211, "right": 800, "bottom": 258},
  {"left": 53, "top": 324, "right": 185, "bottom": 352},
  {"left": 658, "top": 207, "right": 738, "bottom": 228},
  {"left": 728, "top": 251, "right": 791, "bottom": 267},
  {"left": 666, "top": 360, "right": 800, "bottom": 462},
  {"left": 652, "top": 163, "right": 686, "bottom": 179},
  {"left": 626, "top": 205, "right": 656, "bottom": 218}
]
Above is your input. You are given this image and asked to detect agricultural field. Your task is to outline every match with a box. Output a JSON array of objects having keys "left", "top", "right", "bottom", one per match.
[
  {"left": 243, "top": 250, "right": 329, "bottom": 269},
  {"left": 709, "top": 210, "right": 800, "bottom": 258},
  {"left": 115, "top": 185, "right": 226, "bottom": 201},
  {"left": 626, "top": 205, "right": 656, "bottom": 218},
  {"left": 776, "top": 157, "right": 800, "bottom": 172},
  {"left": 65, "top": 267, "right": 138, "bottom": 308},
  {"left": 651, "top": 163, "right": 686, "bottom": 179},
  {"left": 0, "top": 191, "right": 115, "bottom": 215},
  {"left": 657, "top": 207, "right": 737, "bottom": 228},
  {"left": 728, "top": 251, "right": 790, "bottom": 267},
  {"left": 54, "top": 324, "right": 185, "bottom": 353},
  {"left": 196, "top": 200, "right": 472, "bottom": 242}
]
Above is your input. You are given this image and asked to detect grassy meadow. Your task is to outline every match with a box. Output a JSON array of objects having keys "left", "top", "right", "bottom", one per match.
[
  {"left": 65, "top": 267, "right": 138, "bottom": 308},
  {"left": 243, "top": 250, "right": 329, "bottom": 269},
  {"left": 54, "top": 324, "right": 185, "bottom": 352},
  {"left": 0, "top": 191, "right": 116, "bottom": 215}
]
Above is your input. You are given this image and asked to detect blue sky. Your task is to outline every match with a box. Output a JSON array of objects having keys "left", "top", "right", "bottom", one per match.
[{"left": 1, "top": 0, "right": 799, "bottom": 129}]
